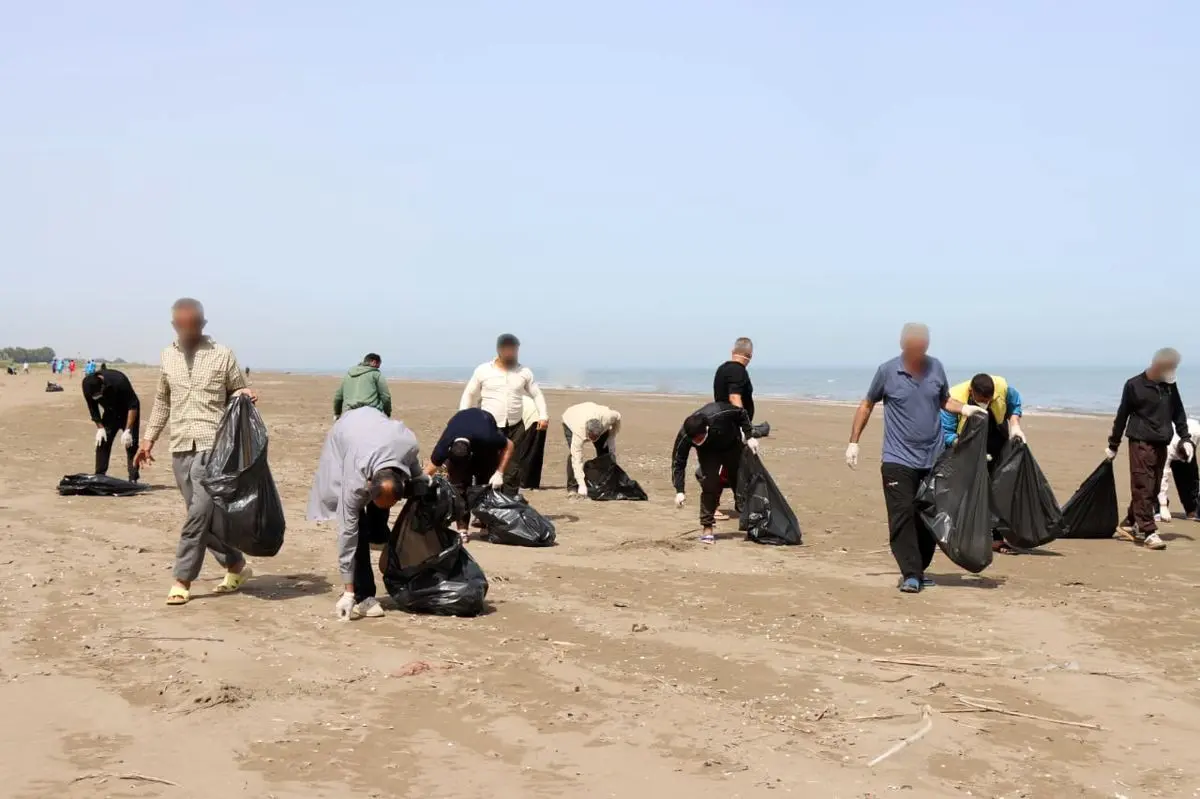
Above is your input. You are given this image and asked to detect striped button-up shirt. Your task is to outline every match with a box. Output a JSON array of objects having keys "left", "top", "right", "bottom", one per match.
[{"left": 145, "top": 337, "right": 248, "bottom": 453}]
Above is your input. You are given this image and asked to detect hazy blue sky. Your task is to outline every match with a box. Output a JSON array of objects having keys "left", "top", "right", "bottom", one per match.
[{"left": 1, "top": 1, "right": 1196, "bottom": 370}]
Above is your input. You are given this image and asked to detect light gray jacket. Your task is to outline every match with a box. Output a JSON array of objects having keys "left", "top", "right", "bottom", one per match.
[{"left": 307, "top": 407, "right": 420, "bottom": 583}]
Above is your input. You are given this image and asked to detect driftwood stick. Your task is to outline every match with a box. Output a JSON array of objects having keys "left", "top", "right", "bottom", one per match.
[
  {"left": 954, "top": 696, "right": 1102, "bottom": 730},
  {"left": 115, "top": 635, "right": 225, "bottom": 643},
  {"left": 71, "top": 772, "right": 180, "bottom": 787},
  {"left": 867, "top": 705, "right": 933, "bottom": 767}
]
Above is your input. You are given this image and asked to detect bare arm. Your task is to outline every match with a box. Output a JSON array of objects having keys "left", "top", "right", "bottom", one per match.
[
  {"left": 849, "top": 400, "right": 875, "bottom": 444},
  {"left": 729, "top": 393, "right": 743, "bottom": 409},
  {"left": 497, "top": 438, "right": 515, "bottom": 476},
  {"left": 943, "top": 397, "right": 964, "bottom": 414},
  {"left": 126, "top": 407, "right": 137, "bottom": 429}
]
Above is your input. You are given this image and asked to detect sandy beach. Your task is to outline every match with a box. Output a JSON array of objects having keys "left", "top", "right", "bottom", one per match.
[{"left": 2, "top": 368, "right": 1199, "bottom": 799}]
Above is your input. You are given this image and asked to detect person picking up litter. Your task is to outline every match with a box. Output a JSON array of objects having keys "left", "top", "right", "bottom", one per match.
[
  {"left": 425, "top": 407, "right": 515, "bottom": 540},
  {"left": 562, "top": 401, "right": 622, "bottom": 497},
  {"left": 671, "top": 401, "right": 756, "bottom": 544}
]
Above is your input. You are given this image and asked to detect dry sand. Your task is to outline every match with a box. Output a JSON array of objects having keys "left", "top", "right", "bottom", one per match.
[{"left": 2, "top": 369, "right": 1199, "bottom": 799}]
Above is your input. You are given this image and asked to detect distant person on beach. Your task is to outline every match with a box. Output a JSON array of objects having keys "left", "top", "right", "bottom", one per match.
[
  {"left": 1106, "top": 348, "right": 1192, "bottom": 550},
  {"left": 562, "top": 402, "right": 622, "bottom": 497},
  {"left": 846, "top": 323, "right": 977, "bottom": 594},
  {"left": 135, "top": 297, "right": 257, "bottom": 606},
  {"left": 82, "top": 368, "right": 141, "bottom": 482},
  {"left": 940, "top": 373, "right": 1026, "bottom": 554},
  {"left": 245, "top": 366, "right": 250, "bottom": 377},
  {"left": 68, "top": 359, "right": 76, "bottom": 379},
  {"left": 714, "top": 337, "right": 755, "bottom": 421},
  {"left": 1158, "top": 417, "right": 1200, "bottom": 523},
  {"left": 22, "top": 362, "right": 29, "bottom": 375},
  {"left": 424, "top": 407, "right": 514, "bottom": 539},
  {"left": 308, "top": 407, "right": 422, "bottom": 621},
  {"left": 459, "top": 334, "right": 548, "bottom": 494},
  {"left": 333, "top": 353, "right": 392, "bottom": 419},
  {"left": 671, "top": 401, "right": 756, "bottom": 543}
]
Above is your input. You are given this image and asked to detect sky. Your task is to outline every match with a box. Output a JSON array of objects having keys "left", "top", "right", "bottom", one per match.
[{"left": 1, "top": 1, "right": 1196, "bottom": 371}]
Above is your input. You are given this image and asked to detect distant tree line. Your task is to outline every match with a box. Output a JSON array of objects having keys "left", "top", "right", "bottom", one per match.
[{"left": 0, "top": 346, "right": 55, "bottom": 362}]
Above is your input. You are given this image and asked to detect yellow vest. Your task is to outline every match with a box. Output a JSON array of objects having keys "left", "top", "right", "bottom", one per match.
[{"left": 949, "top": 375, "right": 1008, "bottom": 434}]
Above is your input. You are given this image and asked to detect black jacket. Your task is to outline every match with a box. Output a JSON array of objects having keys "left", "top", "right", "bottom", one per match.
[
  {"left": 671, "top": 401, "right": 753, "bottom": 492},
  {"left": 1108, "top": 372, "right": 1190, "bottom": 449},
  {"left": 84, "top": 369, "right": 140, "bottom": 426}
]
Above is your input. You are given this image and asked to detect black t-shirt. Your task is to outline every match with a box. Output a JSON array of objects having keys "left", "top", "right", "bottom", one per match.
[{"left": 713, "top": 361, "right": 754, "bottom": 421}]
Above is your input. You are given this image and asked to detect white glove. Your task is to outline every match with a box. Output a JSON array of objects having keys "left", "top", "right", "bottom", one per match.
[
  {"left": 1009, "top": 423, "right": 1026, "bottom": 443},
  {"left": 120, "top": 429, "right": 134, "bottom": 449},
  {"left": 488, "top": 471, "right": 503, "bottom": 489},
  {"left": 845, "top": 443, "right": 859, "bottom": 469},
  {"left": 1183, "top": 441, "right": 1196, "bottom": 463},
  {"left": 746, "top": 438, "right": 760, "bottom": 456},
  {"left": 577, "top": 486, "right": 588, "bottom": 497},
  {"left": 335, "top": 591, "right": 356, "bottom": 621},
  {"left": 674, "top": 492, "right": 686, "bottom": 508},
  {"left": 94, "top": 428, "right": 107, "bottom": 447},
  {"left": 1105, "top": 448, "right": 1117, "bottom": 461},
  {"left": 960, "top": 404, "right": 986, "bottom": 418}
]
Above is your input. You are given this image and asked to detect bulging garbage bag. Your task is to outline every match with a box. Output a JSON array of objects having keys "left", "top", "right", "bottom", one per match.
[
  {"left": 57, "top": 473, "right": 148, "bottom": 497},
  {"left": 917, "top": 414, "right": 993, "bottom": 573},
  {"left": 201, "top": 395, "right": 286, "bottom": 557},
  {"left": 468, "top": 488, "right": 556, "bottom": 546},
  {"left": 736, "top": 449, "right": 802, "bottom": 545},
  {"left": 381, "top": 477, "right": 489, "bottom": 616},
  {"left": 990, "top": 440, "right": 1064, "bottom": 549},
  {"left": 583, "top": 453, "right": 648, "bottom": 501},
  {"left": 1061, "top": 459, "right": 1118, "bottom": 539},
  {"left": 517, "top": 426, "right": 547, "bottom": 489}
]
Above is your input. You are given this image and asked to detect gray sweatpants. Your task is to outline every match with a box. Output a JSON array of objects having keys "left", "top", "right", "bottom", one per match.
[{"left": 172, "top": 451, "right": 245, "bottom": 582}]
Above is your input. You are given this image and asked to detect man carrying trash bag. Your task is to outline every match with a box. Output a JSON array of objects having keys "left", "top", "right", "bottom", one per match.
[
  {"left": 308, "top": 407, "right": 423, "bottom": 621},
  {"left": 939, "top": 373, "right": 1028, "bottom": 554},
  {"left": 671, "top": 400, "right": 757, "bottom": 544},
  {"left": 423, "top": 407, "right": 516, "bottom": 541}
]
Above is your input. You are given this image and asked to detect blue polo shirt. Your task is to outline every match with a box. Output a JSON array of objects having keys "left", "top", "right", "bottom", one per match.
[{"left": 866, "top": 356, "right": 950, "bottom": 469}]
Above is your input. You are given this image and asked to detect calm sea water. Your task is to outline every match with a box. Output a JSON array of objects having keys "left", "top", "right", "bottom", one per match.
[{"left": 292, "top": 365, "right": 1200, "bottom": 416}]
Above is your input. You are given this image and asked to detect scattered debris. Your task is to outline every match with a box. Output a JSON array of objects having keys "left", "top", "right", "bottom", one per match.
[
  {"left": 867, "top": 705, "right": 933, "bottom": 767},
  {"left": 70, "top": 772, "right": 179, "bottom": 787}
]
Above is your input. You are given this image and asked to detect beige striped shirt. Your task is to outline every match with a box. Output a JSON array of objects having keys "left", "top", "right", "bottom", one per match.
[{"left": 145, "top": 337, "right": 247, "bottom": 453}]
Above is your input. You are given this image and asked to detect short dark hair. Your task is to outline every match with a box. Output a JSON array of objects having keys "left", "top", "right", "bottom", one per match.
[
  {"left": 683, "top": 413, "right": 708, "bottom": 439},
  {"left": 448, "top": 439, "right": 472, "bottom": 461},
  {"left": 969, "top": 373, "right": 995, "bottom": 400},
  {"left": 363, "top": 353, "right": 381, "bottom": 366},
  {"left": 368, "top": 467, "right": 407, "bottom": 501},
  {"left": 81, "top": 374, "right": 103, "bottom": 397},
  {"left": 496, "top": 333, "right": 520, "bottom": 350}
]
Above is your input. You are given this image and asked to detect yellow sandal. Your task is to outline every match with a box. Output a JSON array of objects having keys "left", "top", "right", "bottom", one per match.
[
  {"left": 213, "top": 565, "right": 253, "bottom": 594},
  {"left": 166, "top": 586, "right": 190, "bottom": 606}
]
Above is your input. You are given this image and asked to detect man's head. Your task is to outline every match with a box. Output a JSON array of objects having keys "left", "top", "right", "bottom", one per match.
[
  {"left": 363, "top": 353, "right": 382, "bottom": 368},
  {"left": 899, "top": 322, "right": 930, "bottom": 362},
  {"left": 496, "top": 333, "right": 520, "bottom": 368},
  {"left": 82, "top": 373, "right": 105, "bottom": 401},
  {"left": 1149, "top": 347, "right": 1181, "bottom": 383},
  {"left": 447, "top": 437, "right": 472, "bottom": 463},
  {"left": 732, "top": 337, "right": 753, "bottom": 365},
  {"left": 967, "top": 373, "right": 995, "bottom": 406},
  {"left": 368, "top": 467, "right": 408, "bottom": 509},
  {"left": 585, "top": 418, "right": 606, "bottom": 442},
  {"left": 683, "top": 413, "right": 709, "bottom": 445},
  {"left": 172, "top": 298, "right": 207, "bottom": 351}
]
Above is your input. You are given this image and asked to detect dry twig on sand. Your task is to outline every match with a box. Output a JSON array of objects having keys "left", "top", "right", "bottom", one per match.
[
  {"left": 953, "top": 696, "right": 1102, "bottom": 730},
  {"left": 867, "top": 705, "right": 933, "bottom": 767},
  {"left": 173, "top": 697, "right": 238, "bottom": 716},
  {"left": 71, "top": 772, "right": 179, "bottom": 787},
  {"left": 114, "top": 635, "right": 224, "bottom": 643}
]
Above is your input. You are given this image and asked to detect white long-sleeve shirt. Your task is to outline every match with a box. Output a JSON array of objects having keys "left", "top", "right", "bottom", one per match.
[
  {"left": 562, "top": 402, "right": 621, "bottom": 489},
  {"left": 459, "top": 360, "right": 548, "bottom": 428},
  {"left": 1158, "top": 417, "right": 1199, "bottom": 512}
]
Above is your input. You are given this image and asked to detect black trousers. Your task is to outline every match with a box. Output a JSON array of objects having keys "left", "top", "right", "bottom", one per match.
[
  {"left": 447, "top": 451, "right": 502, "bottom": 525},
  {"left": 882, "top": 463, "right": 936, "bottom": 580},
  {"left": 353, "top": 502, "right": 391, "bottom": 603},
  {"left": 500, "top": 422, "right": 527, "bottom": 495},
  {"left": 1171, "top": 458, "right": 1200, "bottom": 517},
  {"left": 96, "top": 415, "right": 140, "bottom": 482},
  {"left": 697, "top": 446, "right": 743, "bottom": 527},
  {"left": 563, "top": 424, "right": 611, "bottom": 491}
]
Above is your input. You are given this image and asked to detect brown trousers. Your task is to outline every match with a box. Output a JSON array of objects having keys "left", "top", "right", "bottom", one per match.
[{"left": 1125, "top": 440, "right": 1168, "bottom": 535}]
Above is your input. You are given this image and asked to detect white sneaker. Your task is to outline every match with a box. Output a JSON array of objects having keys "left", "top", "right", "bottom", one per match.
[
  {"left": 1143, "top": 533, "right": 1167, "bottom": 551},
  {"left": 353, "top": 597, "right": 385, "bottom": 618}
]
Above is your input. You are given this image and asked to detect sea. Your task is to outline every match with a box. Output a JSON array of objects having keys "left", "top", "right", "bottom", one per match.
[{"left": 292, "top": 365, "right": 1200, "bottom": 417}]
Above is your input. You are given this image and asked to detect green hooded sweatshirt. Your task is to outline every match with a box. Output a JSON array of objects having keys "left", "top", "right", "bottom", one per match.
[{"left": 333, "top": 364, "right": 392, "bottom": 418}]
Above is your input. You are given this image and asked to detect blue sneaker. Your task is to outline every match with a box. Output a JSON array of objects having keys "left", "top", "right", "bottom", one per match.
[{"left": 899, "top": 577, "right": 922, "bottom": 594}]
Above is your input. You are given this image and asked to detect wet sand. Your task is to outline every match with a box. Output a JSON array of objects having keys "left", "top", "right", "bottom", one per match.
[{"left": 1, "top": 369, "right": 1198, "bottom": 798}]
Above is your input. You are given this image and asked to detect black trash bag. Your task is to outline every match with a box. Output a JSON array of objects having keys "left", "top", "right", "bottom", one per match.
[
  {"left": 736, "top": 449, "right": 802, "bottom": 545},
  {"left": 990, "top": 440, "right": 1064, "bottom": 549},
  {"left": 1061, "top": 459, "right": 1119, "bottom": 539},
  {"left": 750, "top": 421, "right": 771, "bottom": 439},
  {"left": 517, "top": 425, "right": 547, "bottom": 489},
  {"left": 467, "top": 488, "right": 556, "bottom": 546},
  {"left": 583, "top": 453, "right": 648, "bottom": 501},
  {"left": 57, "top": 473, "right": 148, "bottom": 497},
  {"left": 916, "top": 414, "right": 994, "bottom": 573},
  {"left": 45, "top": 382, "right": 63, "bottom": 393},
  {"left": 200, "top": 395, "right": 286, "bottom": 557},
  {"left": 381, "top": 477, "right": 489, "bottom": 617}
]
